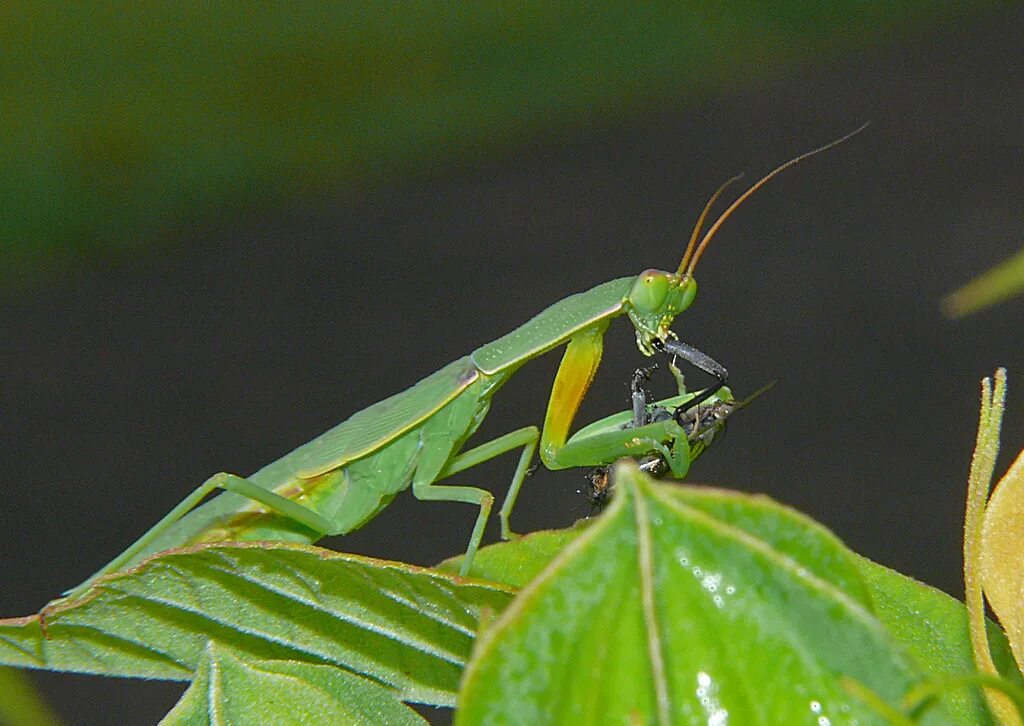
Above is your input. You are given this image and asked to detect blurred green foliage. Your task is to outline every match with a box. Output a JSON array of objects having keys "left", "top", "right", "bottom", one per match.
[
  {"left": 944, "top": 246, "right": 1024, "bottom": 317},
  {"left": 0, "top": 667, "right": 61, "bottom": 726},
  {"left": 1, "top": 3, "right": 977, "bottom": 283}
]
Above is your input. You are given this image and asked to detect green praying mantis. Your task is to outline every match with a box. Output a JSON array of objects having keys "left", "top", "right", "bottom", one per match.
[{"left": 64, "top": 126, "right": 864, "bottom": 600}]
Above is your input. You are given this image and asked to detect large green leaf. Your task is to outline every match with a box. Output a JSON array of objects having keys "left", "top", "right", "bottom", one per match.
[
  {"left": 456, "top": 464, "right": 946, "bottom": 725},
  {"left": 160, "top": 642, "right": 425, "bottom": 725},
  {"left": 856, "top": 556, "right": 1022, "bottom": 724},
  {"left": 0, "top": 542, "right": 513, "bottom": 707},
  {"left": 448, "top": 478, "right": 1018, "bottom": 723},
  {"left": 445, "top": 486, "right": 876, "bottom": 601}
]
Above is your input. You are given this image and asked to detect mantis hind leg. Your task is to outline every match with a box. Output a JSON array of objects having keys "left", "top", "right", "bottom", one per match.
[{"left": 66, "top": 472, "right": 335, "bottom": 600}]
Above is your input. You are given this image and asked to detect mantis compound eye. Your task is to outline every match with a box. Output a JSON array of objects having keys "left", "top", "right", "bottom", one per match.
[{"left": 629, "top": 270, "right": 673, "bottom": 314}]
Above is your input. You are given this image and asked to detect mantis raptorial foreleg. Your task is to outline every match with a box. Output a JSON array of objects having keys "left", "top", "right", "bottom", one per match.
[{"left": 540, "top": 325, "right": 606, "bottom": 464}]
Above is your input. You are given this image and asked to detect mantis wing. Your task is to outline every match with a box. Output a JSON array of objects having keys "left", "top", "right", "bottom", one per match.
[{"left": 290, "top": 356, "right": 479, "bottom": 478}]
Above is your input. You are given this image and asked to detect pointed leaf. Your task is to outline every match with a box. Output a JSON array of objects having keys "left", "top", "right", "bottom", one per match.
[
  {"left": 0, "top": 542, "right": 513, "bottom": 707},
  {"left": 448, "top": 478, "right": 1016, "bottom": 722},
  {"left": 457, "top": 464, "right": 945, "bottom": 725},
  {"left": 437, "top": 523, "right": 590, "bottom": 588},
  {"left": 160, "top": 642, "right": 425, "bottom": 725}
]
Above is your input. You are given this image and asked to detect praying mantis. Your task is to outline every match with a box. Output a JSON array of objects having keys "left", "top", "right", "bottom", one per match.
[{"left": 64, "top": 126, "right": 863, "bottom": 599}]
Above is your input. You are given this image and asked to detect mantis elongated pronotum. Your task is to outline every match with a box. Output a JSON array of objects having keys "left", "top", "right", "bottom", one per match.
[{"left": 65, "top": 126, "right": 863, "bottom": 598}]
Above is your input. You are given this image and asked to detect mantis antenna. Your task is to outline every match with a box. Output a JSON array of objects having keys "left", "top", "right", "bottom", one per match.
[
  {"left": 677, "top": 173, "right": 744, "bottom": 275},
  {"left": 681, "top": 122, "right": 870, "bottom": 278}
]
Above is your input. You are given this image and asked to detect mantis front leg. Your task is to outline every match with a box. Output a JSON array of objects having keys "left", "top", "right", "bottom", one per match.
[
  {"left": 539, "top": 324, "right": 692, "bottom": 475},
  {"left": 539, "top": 323, "right": 608, "bottom": 466}
]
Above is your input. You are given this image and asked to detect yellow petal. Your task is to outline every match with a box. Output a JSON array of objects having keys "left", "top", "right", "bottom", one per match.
[{"left": 981, "top": 444, "right": 1024, "bottom": 674}]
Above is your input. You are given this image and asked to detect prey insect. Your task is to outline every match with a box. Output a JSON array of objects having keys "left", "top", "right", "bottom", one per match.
[
  {"left": 64, "top": 127, "right": 863, "bottom": 599},
  {"left": 582, "top": 364, "right": 742, "bottom": 509}
]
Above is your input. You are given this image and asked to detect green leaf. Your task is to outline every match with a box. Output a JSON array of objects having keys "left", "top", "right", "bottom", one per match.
[
  {"left": 437, "top": 521, "right": 591, "bottom": 588},
  {"left": 451, "top": 477, "right": 1018, "bottom": 722},
  {"left": 160, "top": 642, "right": 425, "bottom": 726},
  {"left": 856, "top": 555, "right": 1022, "bottom": 724},
  {"left": 0, "top": 542, "right": 513, "bottom": 708},
  {"left": 446, "top": 486, "right": 876, "bottom": 599},
  {"left": 456, "top": 464, "right": 945, "bottom": 725},
  {"left": 943, "top": 246, "right": 1024, "bottom": 317}
]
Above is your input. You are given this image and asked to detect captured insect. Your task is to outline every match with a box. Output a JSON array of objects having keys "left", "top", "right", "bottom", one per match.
[
  {"left": 63, "top": 127, "right": 864, "bottom": 599},
  {"left": 583, "top": 377, "right": 774, "bottom": 508},
  {"left": 581, "top": 365, "right": 743, "bottom": 509}
]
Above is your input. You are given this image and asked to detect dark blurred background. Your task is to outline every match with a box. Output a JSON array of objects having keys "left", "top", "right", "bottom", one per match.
[{"left": 2, "top": 3, "right": 1023, "bottom": 723}]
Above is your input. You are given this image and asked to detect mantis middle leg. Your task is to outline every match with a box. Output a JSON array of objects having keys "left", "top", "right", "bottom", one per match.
[
  {"left": 438, "top": 426, "right": 540, "bottom": 540},
  {"left": 409, "top": 389, "right": 537, "bottom": 576}
]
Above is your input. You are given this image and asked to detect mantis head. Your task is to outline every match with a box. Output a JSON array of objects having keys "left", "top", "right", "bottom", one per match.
[
  {"left": 625, "top": 123, "right": 868, "bottom": 356},
  {"left": 624, "top": 169, "right": 742, "bottom": 355},
  {"left": 625, "top": 269, "right": 698, "bottom": 355}
]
